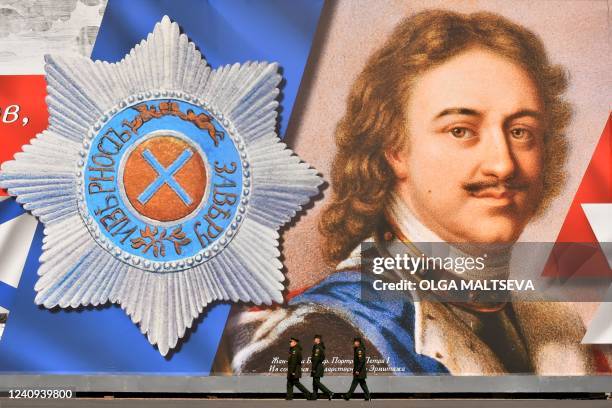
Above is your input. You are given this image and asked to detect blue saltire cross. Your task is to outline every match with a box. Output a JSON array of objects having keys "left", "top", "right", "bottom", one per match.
[{"left": 138, "top": 148, "right": 194, "bottom": 206}]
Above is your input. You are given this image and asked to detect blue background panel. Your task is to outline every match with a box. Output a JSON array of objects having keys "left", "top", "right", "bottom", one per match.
[{"left": 0, "top": 0, "right": 323, "bottom": 374}]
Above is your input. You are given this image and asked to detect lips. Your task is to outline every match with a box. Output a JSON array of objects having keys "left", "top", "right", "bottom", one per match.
[
  {"left": 462, "top": 179, "right": 530, "bottom": 207},
  {"left": 471, "top": 187, "right": 518, "bottom": 199}
]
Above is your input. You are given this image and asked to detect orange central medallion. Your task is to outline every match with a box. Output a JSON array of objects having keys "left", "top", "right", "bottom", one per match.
[{"left": 122, "top": 134, "right": 207, "bottom": 222}]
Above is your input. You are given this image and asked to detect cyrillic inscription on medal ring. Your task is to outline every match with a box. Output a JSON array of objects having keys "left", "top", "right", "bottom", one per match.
[{"left": 76, "top": 97, "right": 250, "bottom": 272}]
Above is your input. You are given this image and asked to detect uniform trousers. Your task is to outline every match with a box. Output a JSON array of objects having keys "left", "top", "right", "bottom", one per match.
[
  {"left": 346, "top": 377, "right": 370, "bottom": 399},
  {"left": 312, "top": 376, "right": 332, "bottom": 397},
  {"left": 286, "top": 378, "right": 310, "bottom": 399}
]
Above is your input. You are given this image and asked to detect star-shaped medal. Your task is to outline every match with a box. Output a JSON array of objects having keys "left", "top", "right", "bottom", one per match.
[{"left": 0, "top": 16, "right": 322, "bottom": 356}]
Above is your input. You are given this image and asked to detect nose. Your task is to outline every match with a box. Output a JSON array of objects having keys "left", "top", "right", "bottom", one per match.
[{"left": 479, "top": 128, "right": 516, "bottom": 180}]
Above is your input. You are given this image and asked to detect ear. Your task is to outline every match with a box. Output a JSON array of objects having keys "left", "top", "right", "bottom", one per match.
[{"left": 385, "top": 148, "right": 410, "bottom": 179}]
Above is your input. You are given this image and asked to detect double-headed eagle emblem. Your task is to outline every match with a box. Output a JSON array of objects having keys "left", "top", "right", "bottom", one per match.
[{"left": 0, "top": 16, "right": 322, "bottom": 355}]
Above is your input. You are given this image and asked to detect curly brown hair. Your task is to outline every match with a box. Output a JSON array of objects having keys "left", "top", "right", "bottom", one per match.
[{"left": 319, "top": 9, "right": 571, "bottom": 265}]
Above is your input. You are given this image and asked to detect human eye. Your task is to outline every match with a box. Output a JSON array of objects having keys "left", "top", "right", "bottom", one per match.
[
  {"left": 508, "top": 127, "right": 533, "bottom": 141},
  {"left": 448, "top": 126, "right": 476, "bottom": 139}
]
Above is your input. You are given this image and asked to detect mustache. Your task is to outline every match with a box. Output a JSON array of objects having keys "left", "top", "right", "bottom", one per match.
[{"left": 462, "top": 179, "right": 529, "bottom": 193}]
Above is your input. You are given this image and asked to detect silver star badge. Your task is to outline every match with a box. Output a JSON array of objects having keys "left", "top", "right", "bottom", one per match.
[{"left": 0, "top": 16, "right": 322, "bottom": 356}]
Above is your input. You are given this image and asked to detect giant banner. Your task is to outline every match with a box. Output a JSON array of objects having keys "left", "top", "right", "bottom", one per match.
[{"left": 0, "top": 0, "right": 610, "bottom": 388}]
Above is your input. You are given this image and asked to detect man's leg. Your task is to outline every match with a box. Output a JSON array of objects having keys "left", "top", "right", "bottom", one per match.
[
  {"left": 359, "top": 379, "right": 371, "bottom": 400},
  {"left": 294, "top": 379, "right": 311, "bottom": 399},
  {"left": 343, "top": 378, "right": 359, "bottom": 400},
  {"left": 312, "top": 377, "right": 319, "bottom": 399},
  {"left": 315, "top": 377, "right": 333, "bottom": 397},
  {"left": 286, "top": 379, "right": 294, "bottom": 400}
]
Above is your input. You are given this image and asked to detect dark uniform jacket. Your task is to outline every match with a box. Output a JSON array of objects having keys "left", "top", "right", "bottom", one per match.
[
  {"left": 310, "top": 342, "right": 325, "bottom": 378},
  {"left": 353, "top": 345, "right": 367, "bottom": 379},
  {"left": 287, "top": 345, "right": 303, "bottom": 379}
]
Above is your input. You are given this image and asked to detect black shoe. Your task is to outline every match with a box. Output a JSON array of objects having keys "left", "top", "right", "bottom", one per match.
[
  {"left": 328, "top": 392, "right": 334, "bottom": 400},
  {"left": 285, "top": 397, "right": 293, "bottom": 400},
  {"left": 342, "top": 394, "right": 350, "bottom": 401},
  {"left": 309, "top": 393, "right": 318, "bottom": 400},
  {"left": 364, "top": 395, "right": 371, "bottom": 401}
]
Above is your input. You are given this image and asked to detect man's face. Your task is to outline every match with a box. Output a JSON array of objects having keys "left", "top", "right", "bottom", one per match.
[
  {"left": 387, "top": 47, "right": 545, "bottom": 244},
  {"left": 314, "top": 337, "right": 321, "bottom": 344},
  {"left": 290, "top": 339, "right": 297, "bottom": 348},
  {"left": 353, "top": 341, "right": 360, "bottom": 348}
]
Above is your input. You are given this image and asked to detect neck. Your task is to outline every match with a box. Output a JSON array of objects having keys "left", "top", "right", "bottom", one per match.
[{"left": 387, "top": 194, "right": 511, "bottom": 281}]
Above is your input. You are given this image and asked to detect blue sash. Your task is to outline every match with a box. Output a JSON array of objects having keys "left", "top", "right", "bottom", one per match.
[{"left": 290, "top": 271, "right": 449, "bottom": 375}]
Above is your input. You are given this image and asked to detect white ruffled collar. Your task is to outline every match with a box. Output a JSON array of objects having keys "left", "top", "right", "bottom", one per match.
[{"left": 387, "top": 194, "right": 511, "bottom": 281}]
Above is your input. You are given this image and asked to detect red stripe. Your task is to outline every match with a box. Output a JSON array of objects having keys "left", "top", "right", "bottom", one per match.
[
  {"left": 593, "top": 347, "right": 612, "bottom": 374},
  {"left": 542, "top": 115, "right": 612, "bottom": 278},
  {"left": 0, "top": 75, "right": 48, "bottom": 196}
]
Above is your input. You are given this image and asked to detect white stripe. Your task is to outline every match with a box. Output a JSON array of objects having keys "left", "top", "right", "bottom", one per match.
[
  {"left": 0, "top": 307, "right": 8, "bottom": 340},
  {"left": 583, "top": 298, "right": 612, "bottom": 344},
  {"left": 0, "top": 197, "right": 8, "bottom": 202},
  {"left": 582, "top": 203, "right": 612, "bottom": 344},
  {"left": 582, "top": 204, "right": 612, "bottom": 268},
  {"left": 0, "top": 213, "right": 38, "bottom": 288}
]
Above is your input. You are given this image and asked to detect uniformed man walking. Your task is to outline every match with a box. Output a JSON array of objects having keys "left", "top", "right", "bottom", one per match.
[
  {"left": 286, "top": 337, "right": 312, "bottom": 400},
  {"left": 310, "top": 334, "right": 334, "bottom": 400},
  {"left": 343, "top": 337, "right": 371, "bottom": 401}
]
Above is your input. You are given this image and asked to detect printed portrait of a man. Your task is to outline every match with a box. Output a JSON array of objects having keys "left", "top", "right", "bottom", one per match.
[{"left": 212, "top": 8, "right": 605, "bottom": 375}]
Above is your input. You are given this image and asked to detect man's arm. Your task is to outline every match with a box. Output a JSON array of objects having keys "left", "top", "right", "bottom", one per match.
[
  {"left": 311, "top": 347, "right": 320, "bottom": 369},
  {"left": 357, "top": 349, "right": 366, "bottom": 374},
  {"left": 295, "top": 349, "right": 303, "bottom": 376},
  {"left": 288, "top": 352, "right": 298, "bottom": 377}
]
